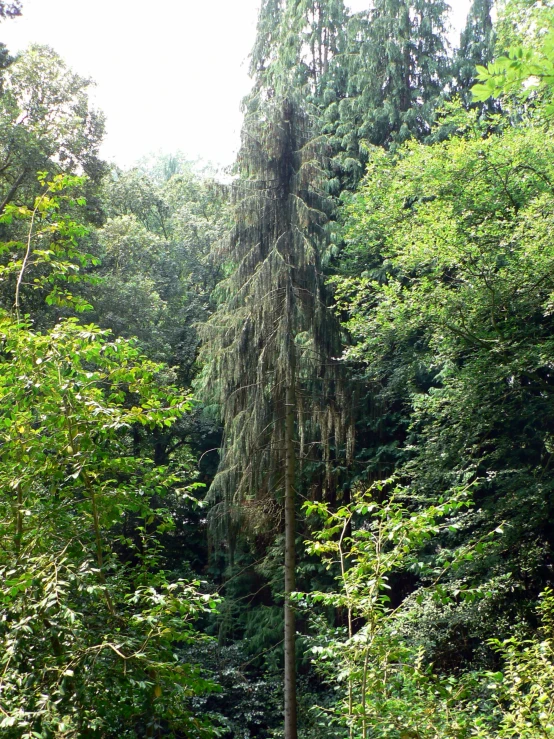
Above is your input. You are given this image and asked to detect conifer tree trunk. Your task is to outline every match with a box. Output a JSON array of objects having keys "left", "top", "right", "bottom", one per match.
[{"left": 284, "top": 284, "right": 297, "bottom": 739}]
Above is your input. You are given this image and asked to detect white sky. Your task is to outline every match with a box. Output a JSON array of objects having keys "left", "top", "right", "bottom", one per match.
[{"left": 1, "top": 0, "right": 472, "bottom": 169}]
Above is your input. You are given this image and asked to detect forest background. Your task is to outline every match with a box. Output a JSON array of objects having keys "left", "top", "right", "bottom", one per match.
[{"left": 1, "top": 1, "right": 554, "bottom": 738}]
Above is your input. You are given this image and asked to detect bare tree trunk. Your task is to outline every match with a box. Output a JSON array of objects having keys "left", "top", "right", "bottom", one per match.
[
  {"left": 1, "top": 168, "right": 27, "bottom": 213},
  {"left": 284, "top": 378, "right": 297, "bottom": 739},
  {"left": 284, "top": 287, "right": 298, "bottom": 739}
]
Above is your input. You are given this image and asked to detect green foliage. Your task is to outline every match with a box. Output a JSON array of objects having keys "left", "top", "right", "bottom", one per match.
[
  {"left": 0, "top": 45, "right": 105, "bottom": 212},
  {"left": 0, "top": 315, "right": 219, "bottom": 738},
  {"left": 0, "top": 172, "right": 98, "bottom": 315},
  {"left": 92, "top": 163, "right": 229, "bottom": 377},
  {"left": 473, "top": 35, "right": 554, "bottom": 111},
  {"left": 337, "top": 116, "right": 554, "bottom": 637},
  {"left": 0, "top": 175, "right": 220, "bottom": 738},
  {"left": 322, "top": 71, "right": 554, "bottom": 734},
  {"left": 303, "top": 491, "right": 554, "bottom": 739},
  {"left": 472, "top": 4, "right": 554, "bottom": 114},
  {"left": 482, "top": 588, "right": 554, "bottom": 738},
  {"left": 495, "top": 0, "right": 554, "bottom": 50},
  {"left": 5, "top": 6, "right": 554, "bottom": 739},
  {"left": 300, "top": 482, "right": 475, "bottom": 738},
  {"left": 0, "top": 2, "right": 20, "bottom": 94}
]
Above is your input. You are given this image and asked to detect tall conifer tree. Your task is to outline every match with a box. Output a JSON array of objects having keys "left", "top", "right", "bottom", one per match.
[
  {"left": 249, "top": 0, "right": 348, "bottom": 104},
  {"left": 199, "top": 97, "right": 351, "bottom": 739},
  {"left": 248, "top": 1, "right": 451, "bottom": 188},
  {"left": 199, "top": 6, "right": 355, "bottom": 735},
  {"left": 325, "top": 0, "right": 450, "bottom": 184},
  {"left": 453, "top": 0, "right": 495, "bottom": 100}
]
